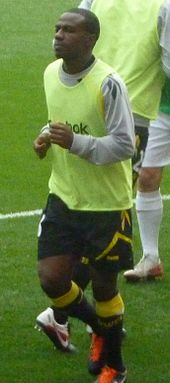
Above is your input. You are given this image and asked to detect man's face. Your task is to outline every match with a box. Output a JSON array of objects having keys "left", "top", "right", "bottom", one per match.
[{"left": 53, "top": 12, "right": 90, "bottom": 60}]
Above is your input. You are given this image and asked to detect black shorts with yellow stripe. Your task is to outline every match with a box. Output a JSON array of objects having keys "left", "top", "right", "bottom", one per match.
[
  {"left": 38, "top": 194, "right": 133, "bottom": 272},
  {"left": 132, "top": 125, "right": 149, "bottom": 186}
]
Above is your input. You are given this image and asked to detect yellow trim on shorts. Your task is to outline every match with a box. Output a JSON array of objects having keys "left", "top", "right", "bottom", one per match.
[
  {"left": 51, "top": 281, "right": 79, "bottom": 308},
  {"left": 96, "top": 293, "right": 124, "bottom": 318},
  {"left": 95, "top": 231, "right": 132, "bottom": 261},
  {"left": 81, "top": 256, "right": 89, "bottom": 265},
  {"left": 121, "top": 210, "right": 131, "bottom": 230}
]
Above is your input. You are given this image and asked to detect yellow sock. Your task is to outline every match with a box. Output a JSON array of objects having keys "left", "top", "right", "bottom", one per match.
[
  {"left": 96, "top": 293, "right": 124, "bottom": 318},
  {"left": 51, "top": 281, "right": 80, "bottom": 308}
]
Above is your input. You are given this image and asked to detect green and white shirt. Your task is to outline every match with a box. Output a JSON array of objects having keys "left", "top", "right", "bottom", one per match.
[{"left": 79, "top": 0, "right": 170, "bottom": 125}]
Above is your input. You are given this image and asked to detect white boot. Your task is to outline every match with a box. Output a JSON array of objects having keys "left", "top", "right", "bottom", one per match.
[
  {"left": 124, "top": 255, "right": 163, "bottom": 281},
  {"left": 35, "top": 307, "right": 76, "bottom": 352}
]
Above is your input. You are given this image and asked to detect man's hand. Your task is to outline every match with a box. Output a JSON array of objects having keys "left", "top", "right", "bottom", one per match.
[
  {"left": 49, "top": 123, "right": 73, "bottom": 149},
  {"left": 33, "top": 133, "right": 51, "bottom": 159}
]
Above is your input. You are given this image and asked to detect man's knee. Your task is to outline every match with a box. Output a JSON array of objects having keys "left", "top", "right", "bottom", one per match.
[
  {"left": 138, "top": 167, "right": 163, "bottom": 191},
  {"left": 38, "top": 256, "right": 73, "bottom": 298},
  {"left": 38, "top": 265, "right": 64, "bottom": 297}
]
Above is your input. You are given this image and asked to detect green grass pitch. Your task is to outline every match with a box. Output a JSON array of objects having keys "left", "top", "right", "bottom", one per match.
[{"left": 1, "top": 1, "right": 170, "bottom": 382}]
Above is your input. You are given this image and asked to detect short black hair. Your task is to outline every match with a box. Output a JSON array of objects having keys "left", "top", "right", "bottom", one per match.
[{"left": 65, "top": 8, "right": 100, "bottom": 41}]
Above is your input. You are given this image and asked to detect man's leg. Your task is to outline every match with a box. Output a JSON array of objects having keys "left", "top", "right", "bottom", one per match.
[
  {"left": 36, "top": 194, "right": 93, "bottom": 351},
  {"left": 124, "top": 111, "right": 170, "bottom": 281},
  {"left": 124, "top": 167, "right": 164, "bottom": 281},
  {"left": 37, "top": 254, "right": 101, "bottom": 348},
  {"left": 51, "top": 258, "right": 90, "bottom": 324},
  {"left": 89, "top": 267, "right": 126, "bottom": 383},
  {"left": 72, "top": 258, "right": 90, "bottom": 290},
  {"left": 124, "top": 169, "right": 164, "bottom": 281},
  {"left": 36, "top": 254, "right": 79, "bottom": 351},
  {"left": 36, "top": 258, "right": 91, "bottom": 351}
]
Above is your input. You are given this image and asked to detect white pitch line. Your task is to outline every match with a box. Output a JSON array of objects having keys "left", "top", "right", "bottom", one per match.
[
  {"left": 161, "top": 194, "right": 170, "bottom": 200},
  {"left": 0, "top": 209, "right": 42, "bottom": 220},
  {"left": 0, "top": 194, "right": 170, "bottom": 220}
]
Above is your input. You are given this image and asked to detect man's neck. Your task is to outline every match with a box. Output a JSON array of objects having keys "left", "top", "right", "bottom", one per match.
[{"left": 62, "top": 55, "right": 95, "bottom": 74}]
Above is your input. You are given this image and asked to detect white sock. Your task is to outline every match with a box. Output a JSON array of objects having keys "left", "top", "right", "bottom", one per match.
[{"left": 135, "top": 190, "right": 163, "bottom": 262}]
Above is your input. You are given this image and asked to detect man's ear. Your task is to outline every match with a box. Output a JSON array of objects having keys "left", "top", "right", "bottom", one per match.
[{"left": 84, "top": 33, "right": 96, "bottom": 49}]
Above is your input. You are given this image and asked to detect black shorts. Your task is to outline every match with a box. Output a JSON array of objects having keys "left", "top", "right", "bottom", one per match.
[
  {"left": 38, "top": 194, "right": 133, "bottom": 272},
  {"left": 132, "top": 125, "right": 149, "bottom": 186}
]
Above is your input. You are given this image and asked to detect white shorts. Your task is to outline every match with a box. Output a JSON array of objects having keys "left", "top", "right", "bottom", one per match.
[{"left": 142, "top": 111, "right": 170, "bottom": 167}]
